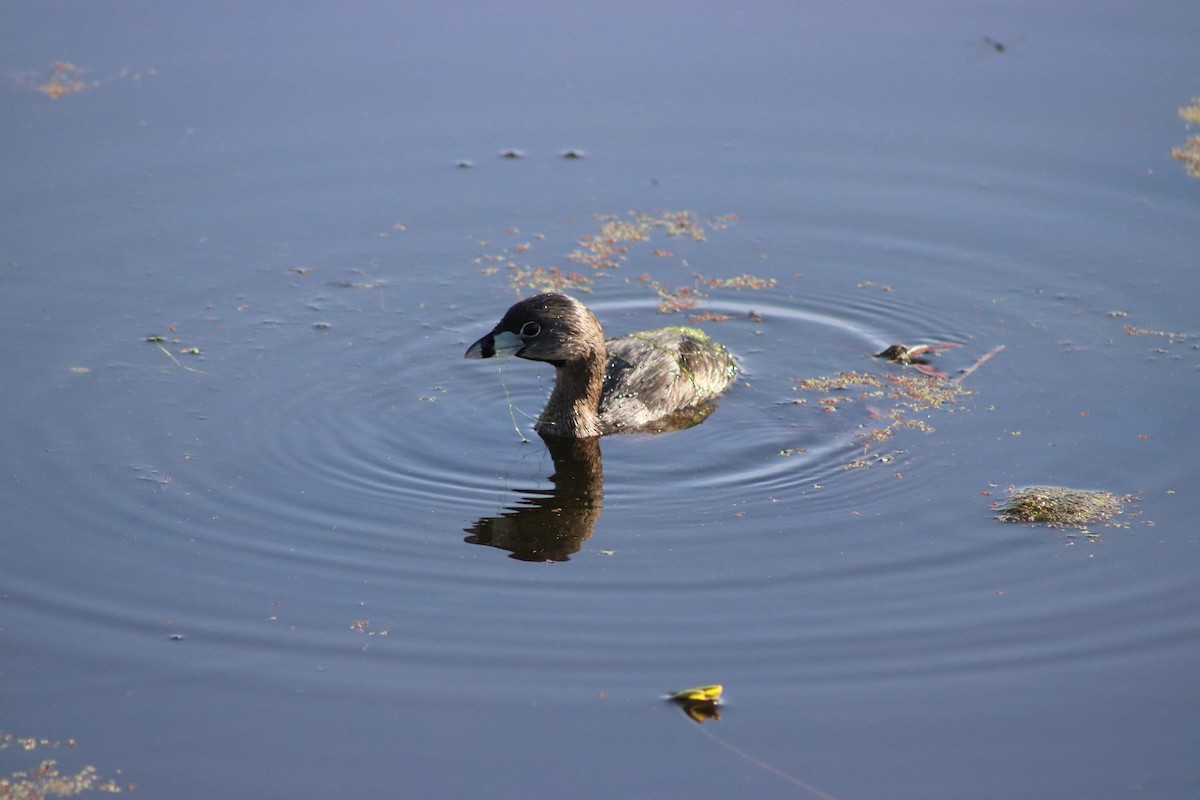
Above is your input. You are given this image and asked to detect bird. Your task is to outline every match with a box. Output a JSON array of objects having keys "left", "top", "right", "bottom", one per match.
[{"left": 465, "top": 293, "right": 737, "bottom": 438}]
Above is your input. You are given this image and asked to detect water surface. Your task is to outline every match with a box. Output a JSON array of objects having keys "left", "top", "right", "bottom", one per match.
[{"left": 2, "top": 2, "right": 1199, "bottom": 798}]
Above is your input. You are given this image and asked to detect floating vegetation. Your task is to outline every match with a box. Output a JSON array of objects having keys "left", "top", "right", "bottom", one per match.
[
  {"left": 700, "top": 273, "right": 776, "bottom": 290},
  {"left": 1122, "top": 323, "right": 1192, "bottom": 343},
  {"left": 565, "top": 211, "right": 712, "bottom": 270},
  {"left": 792, "top": 345, "right": 997, "bottom": 460},
  {"left": 1179, "top": 100, "right": 1200, "bottom": 126},
  {"left": 687, "top": 310, "right": 736, "bottom": 323},
  {"left": 560, "top": 149, "right": 586, "bottom": 159},
  {"left": 794, "top": 371, "right": 972, "bottom": 413},
  {"left": 477, "top": 211, "right": 758, "bottom": 311},
  {"left": 0, "top": 732, "right": 127, "bottom": 796},
  {"left": 668, "top": 684, "right": 723, "bottom": 724},
  {"left": 791, "top": 370, "right": 973, "bottom": 459},
  {"left": 145, "top": 328, "right": 206, "bottom": 372},
  {"left": 508, "top": 265, "right": 595, "bottom": 294},
  {"left": 874, "top": 342, "right": 963, "bottom": 379},
  {"left": 349, "top": 619, "right": 389, "bottom": 636},
  {"left": 874, "top": 342, "right": 961, "bottom": 364},
  {"left": 875, "top": 343, "right": 1006, "bottom": 383},
  {"left": 1115, "top": 318, "right": 1195, "bottom": 362},
  {"left": 1171, "top": 97, "right": 1200, "bottom": 178},
  {"left": 499, "top": 149, "right": 525, "bottom": 159},
  {"left": 36, "top": 61, "right": 88, "bottom": 99},
  {"left": 995, "top": 485, "right": 1127, "bottom": 531},
  {"left": 638, "top": 273, "right": 776, "bottom": 313},
  {"left": 6, "top": 61, "right": 154, "bottom": 100},
  {"left": 669, "top": 684, "right": 723, "bottom": 703},
  {"left": 637, "top": 276, "right": 704, "bottom": 312}
]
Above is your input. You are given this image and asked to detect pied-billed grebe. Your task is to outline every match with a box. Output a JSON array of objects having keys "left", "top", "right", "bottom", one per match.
[{"left": 465, "top": 293, "right": 738, "bottom": 438}]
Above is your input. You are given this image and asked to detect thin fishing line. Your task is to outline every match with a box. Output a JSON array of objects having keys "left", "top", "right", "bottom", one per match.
[
  {"left": 497, "top": 365, "right": 530, "bottom": 443},
  {"left": 691, "top": 723, "right": 841, "bottom": 800}
]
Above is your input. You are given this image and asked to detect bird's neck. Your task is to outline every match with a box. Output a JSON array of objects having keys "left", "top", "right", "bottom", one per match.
[{"left": 537, "top": 346, "right": 606, "bottom": 438}]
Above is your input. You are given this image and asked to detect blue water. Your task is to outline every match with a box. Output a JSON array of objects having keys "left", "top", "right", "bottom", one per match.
[{"left": 3, "top": 2, "right": 1199, "bottom": 798}]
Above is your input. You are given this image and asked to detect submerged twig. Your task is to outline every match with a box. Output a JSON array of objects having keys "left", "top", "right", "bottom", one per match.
[{"left": 952, "top": 344, "right": 1005, "bottom": 384}]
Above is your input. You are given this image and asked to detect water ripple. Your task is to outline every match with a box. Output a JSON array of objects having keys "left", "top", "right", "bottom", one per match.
[{"left": 11, "top": 248, "right": 1183, "bottom": 700}]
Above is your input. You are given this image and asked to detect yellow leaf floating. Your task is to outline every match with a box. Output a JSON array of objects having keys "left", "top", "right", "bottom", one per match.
[
  {"left": 668, "top": 684, "right": 723, "bottom": 723},
  {"left": 669, "top": 684, "right": 723, "bottom": 702}
]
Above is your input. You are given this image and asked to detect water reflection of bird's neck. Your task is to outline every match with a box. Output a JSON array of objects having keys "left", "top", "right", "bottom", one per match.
[
  {"left": 463, "top": 433, "right": 604, "bottom": 562},
  {"left": 542, "top": 433, "right": 603, "bottom": 505}
]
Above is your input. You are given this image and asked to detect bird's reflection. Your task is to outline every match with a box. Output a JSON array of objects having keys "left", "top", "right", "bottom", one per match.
[{"left": 464, "top": 434, "right": 604, "bottom": 562}]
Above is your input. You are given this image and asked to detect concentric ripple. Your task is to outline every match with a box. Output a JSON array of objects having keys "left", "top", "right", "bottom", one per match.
[{"left": 8, "top": 229, "right": 1185, "bottom": 702}]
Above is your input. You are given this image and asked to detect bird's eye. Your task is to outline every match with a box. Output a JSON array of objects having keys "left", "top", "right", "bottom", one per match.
[{"left": 519, "top": 321, "right": 541, "bottom": 338}]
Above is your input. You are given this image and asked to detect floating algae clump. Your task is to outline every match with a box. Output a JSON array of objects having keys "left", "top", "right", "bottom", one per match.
[
  {"left": 996, "top": 485, "right": 1122, "bottom": 527},
  {"left": 1171, "top": 97, "right": 1200, "bottom": 178}
]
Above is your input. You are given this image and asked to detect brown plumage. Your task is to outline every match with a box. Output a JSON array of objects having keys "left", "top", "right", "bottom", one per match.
[{"left": 465, "top": 293, "right": 737, "bottom": 438}]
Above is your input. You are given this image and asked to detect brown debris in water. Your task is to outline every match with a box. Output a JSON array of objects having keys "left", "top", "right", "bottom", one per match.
[
  {"left": 667, "top": 684, "right": 723, "bottom": 724},
  {"left": 1122, "top": 323, "right": 1192, "bottom": 343},
  {"left": 873, "top": 342, "right": 965, "bottom": 380},
  {"left": 1171, "top": 98, "right": 1200, "bottom": 178},
  {"left": 874, "top": 342, "right": 962, "bottom": 365},
  {"left": 790, "top": 371, "right": 972, "bottom": 461},
  {"left": 0, "top": 732, "right": 127, "bottom": 796},
  {"left": 995, "top": 485, "right": 1128, "bottom": 533},
  {"left": 478, "top": 211, "right": 765, "bottom": 312},
  {"left": 37, "top": 61, "right": 89, "bottom": 99},
  {"left": 509, "top": 265, "right": 595, "bottom": 295},
  {"left": 565, "top": 211, "right": 712, "bottom": 271},
  {"left": 699, "top": 273, "right": 776, "bottom": 290},
  {"left": 8, "top": 61, "right": 154, "bottom": 100}
]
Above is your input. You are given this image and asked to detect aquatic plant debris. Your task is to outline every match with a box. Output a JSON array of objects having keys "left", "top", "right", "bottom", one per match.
[
  {"left": 669, "top": 684, "right": 723, "bottom": 702},
  {"left": 37, "top": 61, "right": 87, "bottom": 98},
  {"left": 874, "top": 342, "right": 963, "bottom": 379},
  {"left": 475, "top": 211, "right": 754, "bottom": 307},
  {"left": 995, "top": 485, "right": 1127, "bottom": 531},
  {"left": 668, "top": 684, "right": 723, "bottom": 723},
  {"left": 874, "top": 342, "right": 962, "bottom": 364},
  {"left": 1121, "top": 322, "right": 1193, "bottom": 344},
  {"left": 0, "top": 731, "right": 127, "bottom": 796},
  {"left": 1171, "top": 97, "right": 1200, "bottom": 178},
  {"left": 6, "top": 61, "right": 154, "bottom": 99},
  {"left": 791, "top": 370, "right": 973, "bottom": 459},
  {"left": 145, "top": 330, "right": 206, "bottom": 373}
]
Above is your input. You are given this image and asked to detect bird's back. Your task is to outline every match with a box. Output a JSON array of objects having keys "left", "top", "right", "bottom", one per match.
[{"left": 598, "top": 327, "right": 737, "bottom": 434}]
